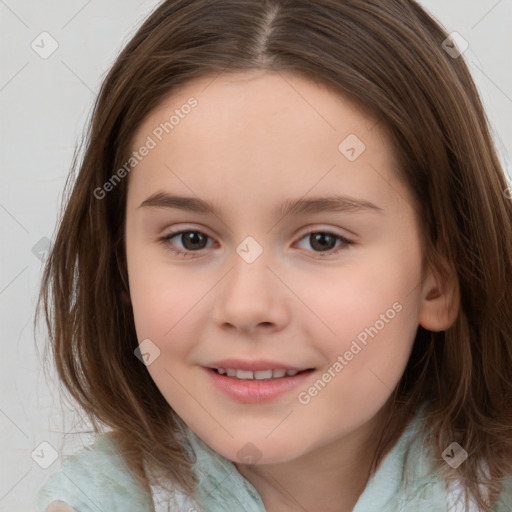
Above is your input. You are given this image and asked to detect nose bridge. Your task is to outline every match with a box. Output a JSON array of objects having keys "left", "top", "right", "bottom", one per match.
[
  {"left": 228, "top": 234, "right": 273, "bottom": 297},
  {"left": 213, "top": 233, "right": 288, "bottom": 330}
]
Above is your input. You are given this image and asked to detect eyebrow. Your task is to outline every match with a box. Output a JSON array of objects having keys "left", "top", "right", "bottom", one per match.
[{"left": 138, "top": 192, "right": 383, "bottom": 217}]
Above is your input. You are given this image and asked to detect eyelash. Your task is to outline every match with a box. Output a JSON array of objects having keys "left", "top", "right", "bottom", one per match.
[{"left": 158, "top": 229, "right": 354, "bottom": 259}]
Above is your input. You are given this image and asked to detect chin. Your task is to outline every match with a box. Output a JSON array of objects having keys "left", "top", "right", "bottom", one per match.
[{"left": 203, "top": 433, "right": 306, "bottom": 466}]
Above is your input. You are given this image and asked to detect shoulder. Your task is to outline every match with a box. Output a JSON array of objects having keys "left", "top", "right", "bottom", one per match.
[
  {"left": 44, "top": 501, "right": 75, "bottom": 512},
  {"left": 492, "top": 475, "right": 512, "bottom": 511},
  {"left": 36, "top": 434, "right": 153, "bottom": 512},
  {"left": 446, "top": 472, "right": 512, "bottom": 512}
]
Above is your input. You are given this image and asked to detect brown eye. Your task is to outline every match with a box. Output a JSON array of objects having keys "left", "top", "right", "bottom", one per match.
[
  {"left": 159, "top": 230, "right": 213, "bottom": 257},
  {"left": 176, "top": 231, "right": 209, "bottom": 251},
  {"left": 296, "top": 231, "right": 353, "bottom": 257},
  {"left": 309, "top": 233, "right": 338, "bottom": 252}
]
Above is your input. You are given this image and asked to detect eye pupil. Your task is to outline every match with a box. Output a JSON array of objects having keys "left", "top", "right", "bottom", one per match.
[
  {"left": 311, "top": 233, "right": 336, "bottom": 251},
  {"left": 182, "top": 232, "right": 207, "bottom": 250}
]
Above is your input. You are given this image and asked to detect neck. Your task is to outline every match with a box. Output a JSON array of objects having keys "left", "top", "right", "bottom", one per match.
[{"left": 235, "top": 408, "right": 389, "bottom": 512}]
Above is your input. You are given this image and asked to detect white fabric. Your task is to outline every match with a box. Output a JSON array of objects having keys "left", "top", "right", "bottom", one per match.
[
  {"left": 151, "top": 476, "right": 484, "bottom": 512},
  {"left": 447, "top": 479, "right": 489, "bottom": 512}
]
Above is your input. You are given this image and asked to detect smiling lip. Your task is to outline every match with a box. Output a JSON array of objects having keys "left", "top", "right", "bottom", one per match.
[
  {"left": 206, "top": 359, "right": 310, "bottom": 372},
  {"left": 203, "top": 359, "right": 315, "bottom": 403}
]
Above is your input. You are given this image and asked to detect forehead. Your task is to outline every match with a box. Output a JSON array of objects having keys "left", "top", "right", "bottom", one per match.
[
  {"left": 131, "top": 70, "right": 379, "bottom": 148},
  {"left": 126, "top": 70, "right": 405, "bottom": 216}
]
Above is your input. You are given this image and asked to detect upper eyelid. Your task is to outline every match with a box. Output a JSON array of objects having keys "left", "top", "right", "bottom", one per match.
[{"left": 163, "top": 225, "right": 353, "bottom": 237}]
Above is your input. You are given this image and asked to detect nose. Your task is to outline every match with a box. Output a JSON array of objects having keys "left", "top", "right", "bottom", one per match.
[{"left": 212, "top": 247, "right": 290, "bottom": 335}]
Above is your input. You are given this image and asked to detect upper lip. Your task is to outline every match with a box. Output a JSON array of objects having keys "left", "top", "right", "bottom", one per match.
[{"left": 205, "top": 359, "right": 313, "bottom": 372}]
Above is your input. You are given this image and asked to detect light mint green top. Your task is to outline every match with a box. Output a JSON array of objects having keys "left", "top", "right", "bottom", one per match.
[{"left": 36, "top": 409, "right": 512, "bottom": 511}]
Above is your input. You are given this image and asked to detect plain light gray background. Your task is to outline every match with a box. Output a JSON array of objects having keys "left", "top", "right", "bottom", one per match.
[{"left": 1, "top": 1, "right": 511, "bottom": 510}]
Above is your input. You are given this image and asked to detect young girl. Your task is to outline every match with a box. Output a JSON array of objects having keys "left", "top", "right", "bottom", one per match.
[{"left": 35, "top": 0, "right": 512, "bottom": 511}]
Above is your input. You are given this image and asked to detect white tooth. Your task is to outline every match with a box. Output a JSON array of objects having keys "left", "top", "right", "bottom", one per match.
[
  {"left": 272, "top": 369, "right": 287, "bottom": 378},
  {"left": 285, "top": 370, "right": 299, "bottom": 376},
  {"left": 217, "top": 368, "right": 226, "bottom": 375},
  {"left": 236, "top": 369, "right": 254, "bottom": 379},
  {"left": 227, "top": 368, "right": 237, "bottom": 377},
  {"left": 254, "top": 370, "right": 273, "bottom": 380}
]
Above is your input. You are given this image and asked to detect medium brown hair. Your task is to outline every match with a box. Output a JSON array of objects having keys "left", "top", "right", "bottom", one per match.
[{"left": 35, "top": 0, "right": 512, "bottom": 509}]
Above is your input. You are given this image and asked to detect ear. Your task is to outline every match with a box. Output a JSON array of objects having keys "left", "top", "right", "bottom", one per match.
[{"left": 418, "top": 259, "right": 460, "bottom": 332}]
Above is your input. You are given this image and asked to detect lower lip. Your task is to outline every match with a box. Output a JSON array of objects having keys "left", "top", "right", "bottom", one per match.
[{"left": 204, "top": 367, "right": 315, "bottom": 403}]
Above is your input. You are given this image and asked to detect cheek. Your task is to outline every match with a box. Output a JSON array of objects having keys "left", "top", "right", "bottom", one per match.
[
  {"left": 126, "top": 239, "right": 200, "bottom": 352},
  {"left": 308, "top": 256, "right": 419, "bottom": 347},
  {"left": 129, "top": 271, "right": 205, "bottom": 355},
  {"left": 127, "top": 258, "right": 206, "bottom": 406},
  {"left": 306, "top": 240, "right": 423, "bottom": 388},
  {"left": 297, "top": 280, "right": 420, "bottom": 434}
]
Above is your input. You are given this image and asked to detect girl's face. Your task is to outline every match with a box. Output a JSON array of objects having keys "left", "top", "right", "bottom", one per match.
[{"left": 125, "top": 70, "right": 433, "bottom": 464}]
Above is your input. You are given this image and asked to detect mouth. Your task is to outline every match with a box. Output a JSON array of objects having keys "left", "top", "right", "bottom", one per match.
[
  {"left": 203, "top": 358, "right": 316, "bottom": 402},
  {"left": 209, "top": 367, "right": 314, "bottom": 380},
  {"left": 204, "top": 365, "right": 315, "bottom": 403}
]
